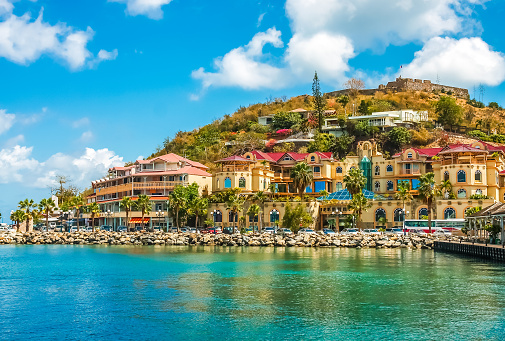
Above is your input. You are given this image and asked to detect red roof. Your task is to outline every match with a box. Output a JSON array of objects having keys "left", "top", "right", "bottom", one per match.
[
  {"left": 217, "top": 155, "right": 253, "bottom": 163},
  {"left": 250, "top": 150, "right": 276, "bottom": 162},
  {"left": 248, "top": 150, "right": 332, "bottom": 162},
  {"left": 438, "top": 145, "right": 487, "bottom": 154},
  {"left": 500, "top": 170, "right": 505, "bottom": 175}
]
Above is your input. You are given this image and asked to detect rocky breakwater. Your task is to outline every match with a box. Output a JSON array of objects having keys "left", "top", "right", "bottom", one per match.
[{"left": 0, "top": 231, "right": 462, "bottom": 248}]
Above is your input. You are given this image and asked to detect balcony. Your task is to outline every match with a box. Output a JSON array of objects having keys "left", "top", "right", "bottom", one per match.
[
  {"left": 133, "top": 181, "right": 187, "bottom": 189},
  {"left": 399, "top": 169, "right": 421, "bottom": 176},
  {"left": 313, "top": 172, "right": 322, "bottom": 178}
]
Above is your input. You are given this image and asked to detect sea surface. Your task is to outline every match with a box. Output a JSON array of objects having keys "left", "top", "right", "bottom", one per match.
[{"left": 0, "top": 246, "right": 504, "bottom": 340}]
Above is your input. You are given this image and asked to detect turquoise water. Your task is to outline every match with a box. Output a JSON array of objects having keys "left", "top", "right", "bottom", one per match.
[{"left": 0, "top": 246, "right": 504, "bottom": 340}]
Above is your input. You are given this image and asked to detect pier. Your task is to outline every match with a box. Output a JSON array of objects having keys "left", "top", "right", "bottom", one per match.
[{"left": 435, "top": 241, "right": 505, "bottom": 262}]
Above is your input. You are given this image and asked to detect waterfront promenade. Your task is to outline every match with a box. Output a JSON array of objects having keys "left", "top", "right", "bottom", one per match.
[{"left": 435, "top": 240, "right": 505, "bottom": 261}]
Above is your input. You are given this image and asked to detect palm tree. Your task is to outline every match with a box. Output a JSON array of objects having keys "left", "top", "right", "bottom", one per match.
[
  {"left": 135, "top": 194, "right": 152, "bottom": 231},
  {"left": 252, "top": 191, "right": 268, "bottom": 231},
  {"left": 169, "top": 186, "right": 187, "bottom": 232},
  {"left": 72, "top": 196, "right": 85, "bottom": 231},
  {"left": 120, "top": 196, "right": 134, "bottom": 231},
  {"left": 191, "top": 197, "right": 208, "bottom": 229},
  {"left": 348, "top": 192, "right": 371, "bottom": 230},
  {"left": 418, "top": 172, "right": 437, "bottom": 233},
  {"left": 290, "top": 162, "right": 313, "bottom": 197},
  {"left": 38, "top": 198, "right": 56, "bottom": 229},
  {"left": 437, "top": 179, "right": 452, "bottom": 199},
  {"left": 268, "top": 183, "right": 277, "bottom": 200},
  {"left": 247, "top": 204, "right": 261, "bottom": 233},
  {"left": 226, "top": 194, "right": 245, "bottom": 234},
  {"left": 343, "top": 167, "right": 366, "bottom": 196},
  {"left": 10, "top": 210, "right": 26, "bottom": 232},
  {"left": 18, "top": 199, "right": 37, "bottom": 232},
  {"left": 319, "top": 190, "right": 329, "bottom": 201},
  {"left": 396, "top": 181, "right": 413, "bottom": 233},
  {"left": 87, "top": 202, "right": 100, "bottom": 232}
]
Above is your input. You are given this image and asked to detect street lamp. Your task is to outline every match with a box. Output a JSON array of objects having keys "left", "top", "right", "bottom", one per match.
[
  {"left": 402, "top": 209, "right": 409, "bottom": 235},
  {"left": 156, "top": 210, "right": 165, "bottom": 231}
]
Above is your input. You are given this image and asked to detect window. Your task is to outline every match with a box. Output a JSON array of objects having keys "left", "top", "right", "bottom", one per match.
[
  {"left": 375, "top": 208, "right": 386, "bottom": 222},
  {"left": 457, "top": 189, "right": 467, "bottom": 198},
  {"left": 239, "top": 177, "right": 246, "bottom": 188},
  {"left": 336, "top": 182, "right": 343, "bottom": 191},
  {"left": 407, "top": 152, "right": 413, "bottom": 159},
  {"left": 283, "top": 156, "right": 291, "bottom": 161},
  {"left": 314, "top": 181, "right": 326, "bottom": 192},
  {"left": 228, "top": 211, "right": 238, "bottom": 223},
  {"left": 475, "top": 170, "right": 482, "bottom": 182},
  {"left": 418, "top": 208, "right": 428, "bottom": 219},
  {"left": 224, "top": 177, "right": 232, "bottom": 188},
  {"left": 444, "top": 207, "right": 456, "bottom": 219},
  {"left": 374, "top": 181, "right": 381, "bottom": 192},
  {"left": 444, "top": 171, "right": 449, "bottom": 182},
  {"left": 305, "top": 185, "right": 312, "bottom": 193},
  {"left": 246, "top": 155, "right": 251, "bottom": 159},
  {"left": 387, "top": 165, "right": 393, "bottom": 172},
  {"left": 313, "top": 166, "right": 320, "bottom": 173},
  {"left": 476, "top": 189, "right": 482, "bottom": 195},
  {"left": 457, "top": 170, "right": 466, "bottom": 183},
  {"left": 387, "top": 181, "right": 394, "bottom": 191},
  {"left": 375, "top": 166, "right": 380, "bottom": 176},
  {"left": 270, "top": 209, "right": 279, "bottom": 223},
  {"left": 394, "top": 208, "right": 404, "bottom": 222},
  {"left": 310, "top": 156, "right": 315, "bottom": 162},
  {"left": 336, "top": 167, "right": 343, "bottom": 174},
  {"left": 213, "top": 210, "right": 222, "bottom": 223}
]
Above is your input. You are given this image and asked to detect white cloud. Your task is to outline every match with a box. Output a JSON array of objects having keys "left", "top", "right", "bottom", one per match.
[
  {"left": 97, "top": 49, "right": 118, "bottom": 61},
  {"left": 79, "top": 131, "right": 94, "bottom": 143},
  {"left": 0, "top": 109, "right": 15, "bottom": 135},
  {"left": 4, "top": 134, "right": 25, "bottom": 147},
  {"left": 0, "top": 145, "right": 39, "bottom": 183},
  {"left": 401, "top": 37, "right": 505, "bottom": 87},
  {"left": 0, "top": 0, "right": 13, "bottom": 17},
  {"left": 72, "top": 117, "right": 90, "bottom": 128},
  {"left": 257, "top": 13, "right": 265, "bottom": 27},
  {"left": 192, "top": 28, "right": 286, "bottom": 90},
  {"left": 110, "top": 0, "right": 173, "bottom": 20}
]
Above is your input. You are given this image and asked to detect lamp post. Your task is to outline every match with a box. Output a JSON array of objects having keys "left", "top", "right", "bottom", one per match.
[
  {"left": 104, "top": 210, "right": 113, "bottom": 230},
  {"left": 402, "top": 209, "right": 409, "bottom": 235},
  {"left": 156, "top": 210, "right": 165, "bottom": 231}
]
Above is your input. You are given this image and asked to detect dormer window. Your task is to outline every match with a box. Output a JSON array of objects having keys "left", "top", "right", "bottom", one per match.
[
  {"left": 283, "top": 156, "right": 291, "bottom": 161},
  {"left": 310, "top": 156, "right": 315, "bottom": 162},
  {"left": 407, "top": 152, "right": 413, "bottom": 159},
  {"left": 246, "top": 155, "right": 251, "bottom": 159}
]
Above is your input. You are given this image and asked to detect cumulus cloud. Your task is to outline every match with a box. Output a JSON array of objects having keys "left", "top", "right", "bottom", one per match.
[
  {"left": 0, "top": 145, "right": 124, "bottom": 188},
  {"left": 401, "top": 37, "right": 505, "bottom": 87},
  {"left": 97, "top": 49, "right": 118, "bottom": 61},
  {"left": 0, "top": 109, "right": 15, "bottom": 135},
  {"left": 192, "top": 28, "right": 286, "bottom": 90},
  {"left": 0, "top": 0, "right": 13, "bottom": 17},
  {"left": 110, "top": 0, "right": 173, "bottom": 20}
]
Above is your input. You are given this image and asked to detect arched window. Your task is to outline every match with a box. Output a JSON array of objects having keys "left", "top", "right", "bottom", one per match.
[
  {"left": 394, "top": 208, "right": 404, "bottom": 222},
  {"left": 457, "top": 170, "right": 466, "bottom": 183},
  {"left": 336, "top": 167, "right": 343, "bottom": 174},
  {"left": 457, "top": 189, "right": 467, "bottom": 198},
  {"left": 246, "top": 155, "right": 251, "bottom": 159},
  {"left": 386, "top": 165, "right": 393, "bottom": 172},
  {"left": 407, "top": 152, "right": 413, "bottom": 159},
  {"left": 239, "top": 177, "right": 246, "bottom": 188},
  {"left": 418, "top": 208, "right": 428, "bottom": 219},
  {"left": 444, "top": 171, "right": 449, "bottom": 182},
  {"left": 270, "top": 209, "right": 279, "bottom": 223},
  {"left": 476, "top": 189, "right": 482, "bottom": 195},
  {"left": 213, "top": 210, "right": 222, "bottom": 223},
  {"left": 228, "top": 211, "right": 238, "bottom": 223},
  {"left": 224, "top": 177, "right": 232, "bottom": 188},
  {"left": 375, "top": 208, "right": 386, "bottom": 222},
  {"left": 444, "top": 207, "right": 456, "bottom": 219},
  {"left": 336, "top": 182, "right": 343, "bottom": 191},
  {"left": 475, "top": 170, "right": 482, "bottom": 182},
  {"left": 387, "top": 181, "right": 394, "bottom": 191},
  {"left": 374, "top": 181, "right": 380, "bottom": 192},
  {"left": 375, "top": 166, "right": 380, "bottom": 176},
  {"left": 310, "top": 156, "right": 315, "bottom": 162}
]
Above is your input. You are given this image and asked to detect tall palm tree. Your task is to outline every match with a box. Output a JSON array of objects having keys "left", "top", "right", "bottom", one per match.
[
  {"left": 343, "top": 167, "right": 366, "bottom": 196},
  {"left": 268, "top": 183, "right": 277, "bottom": 200},
  {"left": 87, "top": 202, "right": 100, "bottom": 232},
  {"left": 226, "top": 194, "right": 245, "bottom": 234},
  {"left": 348, "top": 192, "right": 371, "bottom": 230},
  {"left": 135, "top": 194, "right": 152, "bottom": 231},
  {"left": 169, "top": 186, "right": 187, "bottom": 232},
  {"left": 396, "top": 181, "right": 413, "bottom": 233},
  {"left": 252, "top": 191, "right": 268, "bottom": 231},
  {"left": 437, "top": 179, "right": 452, "bottom": 199},
  {"left": 38, "top": 198, "right": 56, "bottom": 229},
  {"left": 247, "top": 204, "right": 261, "bottom": 233},
  {"left": 10, "top": 210, "right": 26, "bottom": 232},
  {"left": 418, "top": 172, "right": 437, "bottom": 233},
  {"left": 72, "top": 196, "right": 85, "bottom": 231},
  {"left": 120, "top": 196, "right": 134, "bottom": 231},
  {"left": 190, "top": 197, "right": 208, "bottom": 229},
  {"left": 290, "top": 162, "right": 313, "bottom": 197},
  {"left": 18, "top": 199, "right": 37, "bottom": 232}
]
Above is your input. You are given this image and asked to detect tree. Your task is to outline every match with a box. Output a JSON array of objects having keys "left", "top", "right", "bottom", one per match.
[
  {"left": 71, "top": 196, "right": 85, "bottom": 231},
  {"left": 247, "top": 204, "right": 261, "bottom": 233},
  {"left": 190, "top": 197, "right": 208, "bottom": 229},
  {"left": 330, "top": 135, "right": 355, "bottom": 159},
  {"left": 281, "top": 203, "right": 313, "bottom": 233},
  {"left": 38, "top": 198, "right": 56, "bottom": 229},
  {"left": 10, "top": 210, "right": 26, "bottom": 232},
  {"left": 344, "top": 78, "right": 365, "bottom": 100},
  {"left": 343, "top": 167, "right": 366, "bottom": 197},
  {"left": 337, "top": 95, "right": 350, "bottom": 112},
  {"left": 290, "top": 162, "right": 313, "bottom": 197},
  {"left": 271, "top": 112, "right": 303, "bottom": 131},
  {"left": 386, "top": 127, "right": 411, "bottom": 152},
  {"left": 307, "top": 133, "right": 335, "bottom": 152},
  {"left": 358, "top": 100, "right": 372, "bottom": 115},
  {"left": 435, "top": 96, "right": 463, "bottom": 131},
  {"left": 52, "top": 175, "right": 80, "bottom": 206},
  {"left": 418, "top": 172, "right": 437, "bottom": 233},
  {"left": 18, "top": 199, "right": 37, "bottom": 232},
  {"left": 135, "top": 195, "right": 152, "bottom": 231},
  {"left": 87, "top": 202, "right": 100, "bottom": 232},
  {"left": 348, "top": 192, "right": 371, "bottom": 230},
  {"left": 225, "top": 193, "right": 245, "bottom": 234},
  {"left": 437, "top": 180, "right": 453, "bottom": 199},
  {"left": 120, "top": 197, "right": 134, "bottom": 232},
  {"left": 312, "top": 71, "right": 326, "bottom": 133},
  {"left": 396, "top": 181, "right": 413, "bottom": 231},
  {"left": 168, "top": 185, "right": 187, "bottom": 232},
  {"left": 319, "top": 190, "right": 329, "bottom": 201},
  {"left": 252, "top": 191, "right": 268, "bottom": 230}
]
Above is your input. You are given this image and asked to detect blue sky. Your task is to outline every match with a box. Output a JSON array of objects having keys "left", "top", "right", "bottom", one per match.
[{"left": 1, "top": 0, "right": 505, "bottom": 220}]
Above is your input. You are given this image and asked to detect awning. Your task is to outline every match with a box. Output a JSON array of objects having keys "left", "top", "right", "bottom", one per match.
[{"left": 129, "top": 218, "right": 150, "bottom": 223}]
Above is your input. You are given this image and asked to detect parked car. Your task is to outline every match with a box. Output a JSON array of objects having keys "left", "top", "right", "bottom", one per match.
[
  {"left": 363, "top": 229, "right": 381, "bottom": 235},
  {"left": 322, "top": 228, "right": 336, "bottom": 235},
  {"left": 340, "top": 228, "right": 359, "bottom": 235},
  {"left": 85, "top": 226, "right": 93, "bottom": 232},
  {"left": 214, "top": 227, "right": 223, "bottom": 234},
  {"left": 261, "top": 227, "right": 276, "bottom": 234},
  {"left": 385, "top": 228, "right": 404, "bottom": 236},
  {"left": 179, "top": 227, "right": 190, "bottom": 233},
  {"left": 117, "top": 225, "right": 128, "bottom": 233},
  {"left": 223, "top": 227, "right": 233, "bottom": 235},
  {"left": 69, "top": 226, "right": 78, "bottom": 233},
  {"left": 433, "top": 229, "right": 452, "bottom": 237},
  {"left": 49, "top": 222, "right": 57, "bottom": 229},
  {"left": 408, "top": 228, "right": 427, "bottom": 236},
  {"left": 244, "top": 227, "right": 254, "bottom": 235},
  {"left": 298, "top": 228, "right": 316, "bottom": 235},
  {"left": 276, "top": 228, "right": 293, "bottom": 235},
  {"left": 100, "top": 225, "right": 112, "bottom": 232}
]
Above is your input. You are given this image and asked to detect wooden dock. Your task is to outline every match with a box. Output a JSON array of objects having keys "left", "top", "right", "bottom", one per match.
[{"left": 434, "top": 241, "right": 505, "bottom": 262}]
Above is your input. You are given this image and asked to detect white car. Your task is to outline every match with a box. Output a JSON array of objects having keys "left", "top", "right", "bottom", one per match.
[
  {"left": 433, "top": 229, "right": 452, "bottom": 237},
  {"left": 340, "top": 228, "right": 359, "bottom": 235},
  {"left": 261, "top": 227, "right": 276, "bottom": 234},
  {"left": 298, "top": 228, "right": 316, "bottom": 235},
  {"left": 363, "top": 229, "right": 381, "bottom": 235}
]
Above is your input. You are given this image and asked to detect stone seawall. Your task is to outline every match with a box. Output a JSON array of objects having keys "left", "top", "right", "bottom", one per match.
[{"left": 0, "top": 231, "right": 460, "bottom": 249}]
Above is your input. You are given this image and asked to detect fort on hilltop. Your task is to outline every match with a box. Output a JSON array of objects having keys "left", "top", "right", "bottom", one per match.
[{"left": 327, "top": 77, "right": 469, "bottom": 98}]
